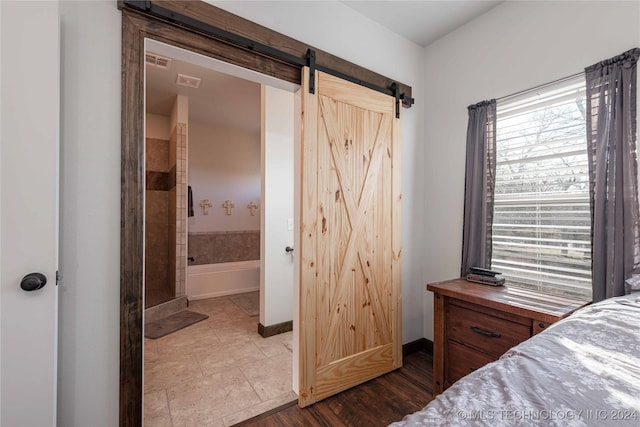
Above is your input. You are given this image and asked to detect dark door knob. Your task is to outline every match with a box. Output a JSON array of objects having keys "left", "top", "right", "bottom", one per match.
[
  {"left": 285, "top": 246, "right": 294, "bottom": 253},
  {"left": 20, "top": 273, "right": 47, "bottom": 292}
]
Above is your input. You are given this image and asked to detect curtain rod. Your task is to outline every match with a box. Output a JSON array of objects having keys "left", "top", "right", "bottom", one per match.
[{"left": 496, "top": 71, "right": 584, "bottom": 103}]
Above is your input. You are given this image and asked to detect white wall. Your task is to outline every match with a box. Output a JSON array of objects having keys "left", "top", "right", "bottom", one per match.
[
  {"left": 211, "top": 0, "right": 427, "bottom": 345},
  {"left": 422, "top": 0, "right": 640, "bottom": 340},
  {"left": 57, "top": 1, "right": 120, "bottom": 426},
  {"left": 146, "top": 113, "right": 170, "bottom": 140},
  {"left": 170, "top": 94, "right": 188, "bottom": 132},
  {"left": 260, "top": 85, "right": 295, "bottom": 327},
  {"left": 188, "top": 121, "right": 260, "bottom": 232}
]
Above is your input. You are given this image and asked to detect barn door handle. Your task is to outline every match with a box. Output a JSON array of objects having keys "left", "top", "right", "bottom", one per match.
[
  {"left": 470, "top": 326, "right": 501, "bottom": 338},
  {"left": 20, "top": 273, "right": 47, "bottom": 292}
]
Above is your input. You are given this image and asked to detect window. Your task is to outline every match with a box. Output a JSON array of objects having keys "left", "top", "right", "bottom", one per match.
[{"left": 492, "top": 76, "right": 591, "bottom": 300}]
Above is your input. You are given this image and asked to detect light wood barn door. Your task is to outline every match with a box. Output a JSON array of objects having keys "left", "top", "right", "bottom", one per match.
[{"left": 299, "top": 68, "right": 402, "bottom": 407}]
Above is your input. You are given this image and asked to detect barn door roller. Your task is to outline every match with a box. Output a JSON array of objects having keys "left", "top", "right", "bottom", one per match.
[
  {"left": 392, "top": 82, "right": 400, "bottom": 119},
  {"left": 307, "top": 49, "right": 316, "bottom": 95}
]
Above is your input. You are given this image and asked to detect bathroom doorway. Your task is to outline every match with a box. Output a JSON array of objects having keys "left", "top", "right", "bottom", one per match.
[
  {"left": 142, "top": 40, "right": 299, "bottom": 425},
  {"left": 143, "top": 42, "right": 264, "bottom": 311}
]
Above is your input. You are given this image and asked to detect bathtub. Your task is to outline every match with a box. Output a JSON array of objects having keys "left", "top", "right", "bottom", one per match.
[{"left": 187, "top": 260, "right": 260, "bottom": 300}]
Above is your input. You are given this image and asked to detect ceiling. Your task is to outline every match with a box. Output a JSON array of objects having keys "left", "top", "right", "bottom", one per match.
[
  {"left": 145, "top": 1, "right": 503, "bottom": 130},
  {"left": 146, "top": 55, "right": 262, "bottom": 133},
  {"left": 341, "top": 1, "right": 502, "bottom": 47}
]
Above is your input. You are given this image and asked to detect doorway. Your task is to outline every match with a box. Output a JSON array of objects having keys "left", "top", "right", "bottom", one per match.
[
  {"left": 142, "top": 40, "right": 298, "bottom": 425},
  {"left": 143, "top": 41, "right": 265, "bottom": 311}
]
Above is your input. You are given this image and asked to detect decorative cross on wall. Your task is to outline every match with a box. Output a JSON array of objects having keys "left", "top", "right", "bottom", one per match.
[
  {"left": 222, "top": 200, "right": 235, "bottom": 215},
  {"left": 200, "top": 199, "right": 212, "bottom": 215},
  {"left": 247, "top": 201, "right": 259, "bottom": 216}
]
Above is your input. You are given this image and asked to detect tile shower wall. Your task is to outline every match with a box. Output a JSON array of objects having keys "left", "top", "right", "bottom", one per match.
[
  {"left": 188, "top": 231, "right": 260, "bottom": 265},
  {"left": 168, "top": 128, "right": 177, "bottom": 301},
  {"left": 145, "top": 137, "right": 172, "bottom": 308},
  {"left": 145, "top": 118, "right": 187, "bottom": 306},
  {"left": 173, "top": 123, "right": 187, "bottom": 297}
]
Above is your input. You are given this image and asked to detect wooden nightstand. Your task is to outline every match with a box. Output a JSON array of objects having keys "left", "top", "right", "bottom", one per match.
[{"left": 428, "top": 278, "right": 589, "bottom": 396}]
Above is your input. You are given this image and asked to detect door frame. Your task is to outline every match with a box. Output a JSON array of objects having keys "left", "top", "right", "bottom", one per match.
[{"left": 119, "top": 2, "right": 413, "bottom": 425}]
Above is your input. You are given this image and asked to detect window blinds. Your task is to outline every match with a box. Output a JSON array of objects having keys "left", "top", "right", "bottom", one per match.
[{"left": 492, "top": 75, "right": 591, "bottom": 299}]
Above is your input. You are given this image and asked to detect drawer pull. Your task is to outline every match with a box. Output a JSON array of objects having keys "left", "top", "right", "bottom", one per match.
[{"left": 470, "top": 325, "right": 501, "bottom": 338}]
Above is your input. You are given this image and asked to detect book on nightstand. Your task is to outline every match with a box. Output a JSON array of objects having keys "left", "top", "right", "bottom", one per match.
[{"left": 466, "top": 273, "right": 505, "bottom": 286}]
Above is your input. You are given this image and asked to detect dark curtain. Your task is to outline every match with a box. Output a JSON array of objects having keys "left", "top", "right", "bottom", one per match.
[
  {"left": 461, "top": 100, "right": 497, "bottom": 277},
  {"left": 585, "top": 48, "right": 640, "bottom": 302}
]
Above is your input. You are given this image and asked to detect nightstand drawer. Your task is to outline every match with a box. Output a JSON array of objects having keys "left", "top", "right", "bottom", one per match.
[
  {"left": 447, "top": 303, "right": 530, "bottom": 358},
  {"left": 446, "top": 341, "right": 495, "bottom": 385}
]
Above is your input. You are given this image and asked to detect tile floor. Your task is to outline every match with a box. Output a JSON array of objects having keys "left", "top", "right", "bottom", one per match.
[{"left": 144, "top": 292, "right": 296, "bottom": 427}]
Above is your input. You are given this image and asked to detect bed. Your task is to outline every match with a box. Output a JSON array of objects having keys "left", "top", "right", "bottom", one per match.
[{"left": 391, "top": 294, "right": 640, "bottom": 426}]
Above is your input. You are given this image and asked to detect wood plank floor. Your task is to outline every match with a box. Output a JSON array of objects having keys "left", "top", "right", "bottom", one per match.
[{"left": 234, "top": 350, "right": 433, "bottom": 427}]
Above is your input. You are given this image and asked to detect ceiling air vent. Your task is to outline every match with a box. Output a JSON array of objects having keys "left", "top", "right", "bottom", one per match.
[
  {"left": 176, "top": 73, "right": 201, "bottom": 89},
  {"left": 145, "top": 52, "right": 171, "bottom": 69}
]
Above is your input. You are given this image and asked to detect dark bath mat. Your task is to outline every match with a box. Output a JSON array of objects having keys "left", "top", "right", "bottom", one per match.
[
  {"left": 229, "top": 291, "right": 259, "bottom": 317},
  {"left": 144, "top": 310, "right": 209, "bottom": 339}
]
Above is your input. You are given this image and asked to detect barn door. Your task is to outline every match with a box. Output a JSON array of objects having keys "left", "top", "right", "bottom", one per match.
[{"left": 298, "top": 67, "right": 402, "bottom": 407}]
